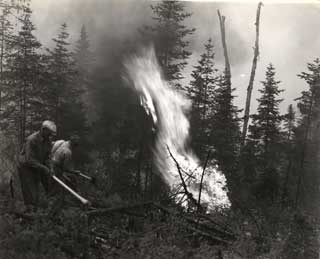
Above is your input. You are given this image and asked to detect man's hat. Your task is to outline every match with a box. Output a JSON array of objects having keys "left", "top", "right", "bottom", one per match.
[{"left": 41, "top": 120, "right": 57, "bottom": 134}]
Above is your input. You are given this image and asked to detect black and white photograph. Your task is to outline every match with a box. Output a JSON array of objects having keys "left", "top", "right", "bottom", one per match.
[{"left": 0, "top": 0, "right": 319, "bottom": 258}]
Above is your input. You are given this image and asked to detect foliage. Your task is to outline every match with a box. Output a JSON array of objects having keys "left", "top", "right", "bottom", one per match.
[
  {"left": 1, "top": 7, "right": 43, "bottom": 147},
  {"left": 141, "top": 0, "right": 195, "bottom": 85},
  {"left": 245, "top": 64, "right": 284, "bottom": 202},
  {"left": 189, "top": 38, "right": 219, "bottom": 157},
  {"left": 209, "top": 74, "right": 241, "bottom": 189}
]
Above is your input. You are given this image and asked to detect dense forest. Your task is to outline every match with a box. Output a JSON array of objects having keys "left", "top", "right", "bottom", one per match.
[{"left": 0, "top": 0, "right": 319, "bottom": 258}]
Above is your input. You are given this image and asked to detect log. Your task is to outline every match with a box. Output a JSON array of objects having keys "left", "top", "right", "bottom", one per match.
[{"left": 87, "top": 201, "right": 155, "bottom": 218}]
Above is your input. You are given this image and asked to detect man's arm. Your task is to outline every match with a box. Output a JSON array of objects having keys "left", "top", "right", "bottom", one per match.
[
  {"left": 62, "top": 150, "right": 74, "bottom": 173},
  {"left": 25, "top": 139, "right": 50, "bottom": 174}
]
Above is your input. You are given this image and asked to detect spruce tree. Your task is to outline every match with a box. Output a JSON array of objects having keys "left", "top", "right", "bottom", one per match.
[
  {"left": 294, "top": 58, "right": 320, "bottom": 207},
  {"left": 281, "top": 104, "right": 296, "bottom": 203},
  {"left": 249, "top": 64, "right": 283, "bottom": 166},
  {"left": 210, "top": 74, "right": 241, "bottom": 187},
  {"left": 248, "top": 63, "right": 283, "bottom": 201},
  {"left": 142, "top": 0, "right": 195, "bottom": 85},
  {"left": 283, "top": 104, "right": 295, "bottom": 141},
  {"left": 3, "top": 7, "right": 42, "bottom": 146},
  {"left": 189, "top": 38, "right": 218, "bottom": 156},
  {"left": 45, "top": 23, "right": 85, "bottom": 138},
  {"left": 0, "top": 5, "right": 13, "bottom": 112},
  {"left": 74, "top": 25, "right": 91, "bottom": 73},
  {"left": 284, "top": 58, "right": 320, "bottom": 259},
  {"left": 74, "top": 25, "right": 94, "bottom": 122}
]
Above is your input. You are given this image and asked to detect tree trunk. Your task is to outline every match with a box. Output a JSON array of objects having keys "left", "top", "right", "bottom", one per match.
[
  {"left": 0, "top": 20, "right": 4, "bottom": 113},
  {"left": 217, "top": 10, "right": 231, "bottom": 84},
  {"left": 295, "top": 92, "right": 314, "bottom": 208},
  {"left": 240, "top": 2, "right": 263, "bottom": 149}
]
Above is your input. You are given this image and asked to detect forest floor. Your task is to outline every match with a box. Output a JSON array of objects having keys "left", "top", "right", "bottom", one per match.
[{"left": 0, "top": 184, "right": 318, "bottom": 258}]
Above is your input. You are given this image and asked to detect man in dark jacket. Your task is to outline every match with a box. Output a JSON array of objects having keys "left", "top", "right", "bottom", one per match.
[{"left": 18, "top": 120, "right": 57, "bottom": 207}]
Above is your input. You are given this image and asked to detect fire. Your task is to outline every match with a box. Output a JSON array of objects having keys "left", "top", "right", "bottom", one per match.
[{"left": 124, "top": 47, "right": 230, "bottom": 211}]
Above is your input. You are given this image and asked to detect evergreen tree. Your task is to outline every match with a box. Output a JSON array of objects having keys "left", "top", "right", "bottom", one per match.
[
  {"left": 281, "top": 104, "right": 296, "bottom": 203},
  {"left": 296, "top": 58, "right": 320, "bottom": 134},
  {"left": 294, "top": 58, "right": 320, "bottom": 207},
  {"left": 283, "top": 104, "right": 295, "bottom": 141},
  {"left": 283, "top": 58, "right": 320, "bottom": 259},
  {"left": 74, "top": 25, "right": 94, "bottom": 122},
  {"left": 189, "top": 38, "right": 218, "bottom": 156},
  {"left": 74, "top": 25, "right": 91, "bottom": 73},
  {"left": 210, "top": 74, "right": 240, "bottom": 188},
  {"left": 248, "top": 64, "right": 284, "bottom": 201},
  {"left": 0, "top": 5, "right": 13, "bottom": 112},
  {"left": 0, "top": 0, "right": 29, "bottom": 117},
  {"left": 249, "top": 64, "right": 283, "bottom": 167},
  {"left": 142, "top": 0, "right": 195, "bottom": 85},
  {"left": 45, "top": 23, "right": 86, "bottom": 138},
  {"left": 3, "top": 7, "right": 42, "bottom": 146}
]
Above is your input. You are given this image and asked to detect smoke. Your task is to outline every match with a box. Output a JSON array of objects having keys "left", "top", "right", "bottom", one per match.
[
  {"left": 31, "top": 0, "right": 151, "bottom": 56},
  {"left": 30, "top": 0, "right": 320, "bottom": 114}
]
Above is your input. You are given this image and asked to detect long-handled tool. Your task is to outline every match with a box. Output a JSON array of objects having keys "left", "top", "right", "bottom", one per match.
[
  {"left": 52, "top": 175, "right": 90, "bottom": 206},
  {"left": 65, "top": 169, "right": 97, "bottom": 185}
]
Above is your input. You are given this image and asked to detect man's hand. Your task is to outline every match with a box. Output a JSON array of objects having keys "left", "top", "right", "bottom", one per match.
[
  {"left": 42, "top": 166, "right": 54, "bottom": 176},
  {"left": 49, "top": 169, "right": 55, "bottom": 176}
]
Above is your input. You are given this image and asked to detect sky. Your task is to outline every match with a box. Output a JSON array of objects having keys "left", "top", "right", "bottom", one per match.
[{"left": 29, "top": 0, "right": 320, "bottom": 115}]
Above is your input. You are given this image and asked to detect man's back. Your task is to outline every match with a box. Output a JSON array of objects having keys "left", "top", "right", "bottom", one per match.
[
  {"left": 51, "top": 140, "right": 73, "bottom": 173},
  {"left": 19, "top": 131, "right": 52, "bottom": 168}
]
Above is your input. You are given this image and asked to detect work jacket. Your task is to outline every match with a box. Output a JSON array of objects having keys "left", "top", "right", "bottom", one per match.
[{"left": 19, "top": 131, "right": 52, "bottom": 171}]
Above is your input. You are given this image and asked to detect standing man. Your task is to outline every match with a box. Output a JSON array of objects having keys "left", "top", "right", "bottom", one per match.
[{"left": 18, "top": 120, "right": 57, "bottom": 208}]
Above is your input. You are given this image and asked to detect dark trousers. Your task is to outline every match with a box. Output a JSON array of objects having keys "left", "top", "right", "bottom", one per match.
[{"left": 18, "top": 165, "right": 49, "bottom": 206}]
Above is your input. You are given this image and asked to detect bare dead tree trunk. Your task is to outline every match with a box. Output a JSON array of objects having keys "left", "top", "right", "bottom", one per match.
[
  {"left": 217, "top": 10, "right": 231, "bottom": 84},
  {"left": 240, "top": 2, "right": 263, "bottom": 149},
  {"left": 0, "top": 19, "right": 4, "bottom": 113}
]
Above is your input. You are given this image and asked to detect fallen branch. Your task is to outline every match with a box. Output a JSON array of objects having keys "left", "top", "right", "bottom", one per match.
[
  {"left": 152, "top": 203, "right": 236, "bottom": 241},
  {"left": 197, "top": 150, "right": 211, "bottom": 211},
  {"left": 87, "top": 201, "right": 155, "bottom": 218},
  {"left": 166, "top": 145, "right": 204, "bottom": 211}
]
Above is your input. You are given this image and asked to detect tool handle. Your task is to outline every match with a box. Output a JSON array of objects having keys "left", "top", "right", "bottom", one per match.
[{"left": 52, "top": 175, "right": 90, "bottom": 205}]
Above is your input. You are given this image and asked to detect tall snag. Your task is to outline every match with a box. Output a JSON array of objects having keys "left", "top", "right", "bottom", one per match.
[
  {"left": 241, "top": 2, "right": 263, "bottom": 149},
  {"left": 217, "top": 10, "right": 231, "bottom": 83}
]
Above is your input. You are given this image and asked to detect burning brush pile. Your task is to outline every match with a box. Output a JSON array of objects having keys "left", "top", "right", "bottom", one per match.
[{"left": 123, "top": 46, "right": 230, "bottom": 212}]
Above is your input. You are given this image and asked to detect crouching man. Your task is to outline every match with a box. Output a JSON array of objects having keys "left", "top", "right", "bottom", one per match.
[{"left": 50, "top": 135, "right": 80, "bottom": 197}]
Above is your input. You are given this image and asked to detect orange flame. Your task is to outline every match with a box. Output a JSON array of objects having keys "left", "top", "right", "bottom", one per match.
[{"left": 124, "top": 47, "right": 230, "bottom": 211}]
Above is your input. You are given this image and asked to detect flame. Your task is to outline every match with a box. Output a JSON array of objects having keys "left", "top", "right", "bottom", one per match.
[{"left": 124, "top": 47, "right": 230, "bottom": 211}]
